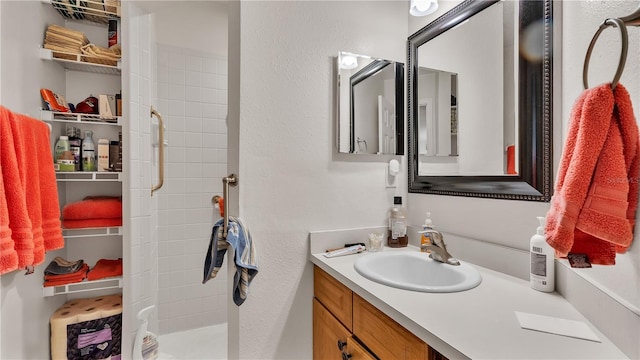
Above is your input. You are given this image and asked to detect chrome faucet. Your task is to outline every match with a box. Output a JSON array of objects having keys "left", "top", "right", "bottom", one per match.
[{"left": 422, "top": 232, "right": 460, "bottom": 266}]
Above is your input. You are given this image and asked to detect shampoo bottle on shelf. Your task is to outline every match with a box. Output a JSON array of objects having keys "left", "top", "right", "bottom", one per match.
[
  {"left": 530, "top": 216, "right": 555, "bottom": 292},
  {"left": 54, "top": 135, "right": 69, "bottom": 164},
  {"left": 388, "top": 196, "right": 408, "bottom": 248},
  {"left": 82, "top": 130, "right": 96, "bottom": 172},
  {"left": 67, "top": 125, "right": 82, "bottom": 171}
]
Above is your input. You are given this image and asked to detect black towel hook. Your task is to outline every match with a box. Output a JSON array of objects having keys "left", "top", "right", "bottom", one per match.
[{"left": 583, "top": 18, "right": 628, "bottom": 90}]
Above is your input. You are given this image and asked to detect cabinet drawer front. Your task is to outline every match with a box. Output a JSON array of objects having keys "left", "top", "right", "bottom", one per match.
[
  {"left": 353, "top": 294, "right": 428, "bottom": 360},
  {"left": 346, "top": 336, "right": 377, "bottom": 360},
  {"left": 314, "top": 266, "right": 353, "bottom": 331},
  {"left": 313, "top": 299, "right": 351, "bottom": 359}
]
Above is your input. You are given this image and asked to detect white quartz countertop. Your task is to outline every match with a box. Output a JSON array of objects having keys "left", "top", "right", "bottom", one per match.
[{"left": 310, "top": 246, "right": 628, "bottom": 360}]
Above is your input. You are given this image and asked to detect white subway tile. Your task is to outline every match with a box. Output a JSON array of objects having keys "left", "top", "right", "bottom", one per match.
[
  {"left": 186, "top": 70, "right": 202, "bottom": 87},
  {"left": 168, "top": 85, "right": 185, "bottom": 101},
  {"left": 186, "top": 55, "right": 202, "bottom": 72},
  {"left": 168, "top": 69, "right": 185, "bottom": 85},
  {"left": 185, "top": 86, "right": 202, "bottom": 103},
  {"left": 185, "top": 102, "right": 203, "bottom": 118},
  {"left": 168, "top": 52, "right": 186, "bottom": 70}
]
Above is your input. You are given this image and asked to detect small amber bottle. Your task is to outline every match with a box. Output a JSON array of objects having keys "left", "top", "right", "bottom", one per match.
[{"left": 387, "top": 196, "right": 408, "bottom": 247}]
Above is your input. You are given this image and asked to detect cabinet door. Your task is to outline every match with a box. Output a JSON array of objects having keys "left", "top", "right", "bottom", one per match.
[
  {"left": 313, "top": 298, "right": 350, "bottom": 360},
  {"left": 314, "top": 266, "right": 353, "bottom": 331},
  {"left": 344, "top": 336, "right": 376, "bottom": 360},
  {"left": 353, "top": 294, "right": 429, "bottom": 360}
]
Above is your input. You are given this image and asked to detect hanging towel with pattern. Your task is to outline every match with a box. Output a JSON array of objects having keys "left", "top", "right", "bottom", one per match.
[{"left": 203, "top": 216, "right": 258, "bottom": 306}]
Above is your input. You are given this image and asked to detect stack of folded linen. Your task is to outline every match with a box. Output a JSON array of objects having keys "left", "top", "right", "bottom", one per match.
[
  {"left": 62, "top": 196, "right": 122, "bottom": 229},
  {"left": 43, "top": 24, "right": 89, "bottom": 61},
  {"left": 44, "top": 257, "right": 88, "bottom": 287},
  {"left": 87, "top": 258, "right": 122, "bottom": 281},
  {"left": 81, "top": 43, "right": 121, "bottom": 66}
]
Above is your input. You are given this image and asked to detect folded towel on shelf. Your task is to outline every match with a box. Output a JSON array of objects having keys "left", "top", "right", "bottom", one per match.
[
  {"left": 44, "top": 257, "right": 84, "bottom": 275},
  {"left": 62, "top": 197, "right": 122, "bottom": 220},
  {"left": 0, "top": 106, "right": 34, "bottom": 270},
  {"left": 62, "top": 218, "right": 123, "bottom": 229},
  {"left": 545, "top": 83, "right": 640, "bottom": 265},
  {"left": 44, "top": 263, "right": 89, "bottom": 287},
  {"left": 87, "top": 258, "right": 122, "bottom": 281},
  {"left": 203, "top": 216, "right": 258, "bottom": 306},
  {"left": 81, "top": 44, "right": 121, "bottom": 66}
]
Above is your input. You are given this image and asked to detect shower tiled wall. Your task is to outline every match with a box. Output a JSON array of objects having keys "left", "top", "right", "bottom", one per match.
[{"left": 155, "top": 44, "right": 228, "bottom": 334}]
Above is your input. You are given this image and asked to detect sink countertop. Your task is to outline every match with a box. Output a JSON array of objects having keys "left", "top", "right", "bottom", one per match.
[{"left": 310, "top": 245, "right": 628, "bottom": 360}]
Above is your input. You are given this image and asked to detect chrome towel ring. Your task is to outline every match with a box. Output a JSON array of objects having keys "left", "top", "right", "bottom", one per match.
[{"left": 583, "top": 18, "right": 628, "bottom": 90}]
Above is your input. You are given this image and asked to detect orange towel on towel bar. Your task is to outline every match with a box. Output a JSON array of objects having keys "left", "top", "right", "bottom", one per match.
[
  {"left": 0, "top": 106, "right": 34, "bottom": 270},
  {"left": 26, "top": 113, "right": 64, "bottom": 253},
  {"left": 545, "top": 83, "right": 640, "bottom": 264},
  {"left": 0, "top": 151, "right": 18, "bottom": 275}
]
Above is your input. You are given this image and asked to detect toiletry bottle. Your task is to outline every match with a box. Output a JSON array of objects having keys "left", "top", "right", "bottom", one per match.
[
  {"left": 388, "top": 196, "right": 408, "bottom": 247},
  {"left": 54, "top": 135, "right": 70, "bottom": 165},
  {"left": 67, "top": 125, "right": 82, "bottom": 171},
  {"left": 530, "top": 216, "right": 555, "bottom": 292},
  {"left": 420, "top": 212, "right": 434, "bottom": 252},
  {"left": 82, "top": 130, "right": 96, "bottom": 171}
]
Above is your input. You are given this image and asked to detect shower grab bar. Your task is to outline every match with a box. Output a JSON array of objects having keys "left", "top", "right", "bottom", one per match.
[
  {"left": 150, "top": 106, "right": 165, "bottom": 196},
  {"left": 212, "top": 174, "right": 238, "bottom": 239}
]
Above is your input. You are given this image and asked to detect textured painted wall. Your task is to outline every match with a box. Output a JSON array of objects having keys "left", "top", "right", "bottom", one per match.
[{"left": 231, "top": 2, "right": 408, "bottom": 358}]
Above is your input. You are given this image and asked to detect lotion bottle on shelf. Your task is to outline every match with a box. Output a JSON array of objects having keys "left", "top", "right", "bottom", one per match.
[
  {"left": 82, "top": 130, "right": 96, "bottom": 172},
  {"left": 530, "top": 216, "right": 555, "bottom": 292}
]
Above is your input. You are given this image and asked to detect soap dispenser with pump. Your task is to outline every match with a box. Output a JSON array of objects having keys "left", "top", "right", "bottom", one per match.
[
  {"left": 530, "top": 216, "right": 555, "bottom": 292},
  {"left": 419, "top": 212, "right": 434, "bottom": 252}
]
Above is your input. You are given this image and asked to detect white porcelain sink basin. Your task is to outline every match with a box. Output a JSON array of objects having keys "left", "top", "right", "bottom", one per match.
[{"left": 354, "top": 251, "right": 482, "bottom": 293}]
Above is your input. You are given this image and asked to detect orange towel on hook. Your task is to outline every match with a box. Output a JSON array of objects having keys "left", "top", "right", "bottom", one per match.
[
  {"left": 545, "top": 83, "right": 640, "bottom": 265},
  {"left": 0, "top": 106, "right": 34, "bottom": 270}
]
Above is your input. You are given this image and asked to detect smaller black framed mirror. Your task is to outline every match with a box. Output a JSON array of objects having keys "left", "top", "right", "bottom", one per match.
[
  {"left": 337, "top": 51, "right": 404, "bottom": 155},
  {"left": 407, "top": 0, "right": 553, "bottom": 201}
]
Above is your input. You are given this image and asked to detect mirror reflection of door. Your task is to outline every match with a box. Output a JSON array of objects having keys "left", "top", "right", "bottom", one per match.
[
  {"left": 378, "top": 95, "right": 395, "bottom": 155},
  {"left": 417, "top": 68, "right": 460, "bottom": 174},
  {"left": 415, "top": 1, "right": 517, "bottom": 176},
  {"left": 336, "top": 51, "right": 404, "bottom": 155}
]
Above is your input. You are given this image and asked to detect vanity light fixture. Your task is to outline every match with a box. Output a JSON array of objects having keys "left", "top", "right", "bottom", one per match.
[
  {"left": 340, "top": 54, "right": 358, "bottom": 70},
  {"left": 410, "top": 0, "right": 438, "bottom": 16}
]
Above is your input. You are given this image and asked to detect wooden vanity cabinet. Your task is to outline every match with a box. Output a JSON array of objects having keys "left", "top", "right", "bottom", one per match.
[{"left": 313, "top": 265, "right": 445, "bottom": 360}]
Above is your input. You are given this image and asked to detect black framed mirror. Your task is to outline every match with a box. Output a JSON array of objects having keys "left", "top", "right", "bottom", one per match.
[
  {"left": 408, "top": 0, "right": 553, "bottom": 201},
  {"left": 337, "top": 51, "right": 404, "bottom": 155}
]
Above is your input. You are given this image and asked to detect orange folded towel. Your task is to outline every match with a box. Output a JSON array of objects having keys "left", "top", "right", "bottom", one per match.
[
  {"left": 0, "top": 106, "right": 34, "bottom": 270},
  {"left": 44, "top": 263, "right": 89, "bottom": 287},
  {"left": 0, "top": 157, "right": 18, "bottom": 275},
  {"left": 62, "top": 197, "right": 122, "bottom": 220},
  {"left": 87, "top": 258, "right": 122, "bottom": 281},
  {"left": 62, "top": 218, "right": 122, "bottom": 229},
  {"left": 545, "top": 83, "right": 640, "bottom": 265}
]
